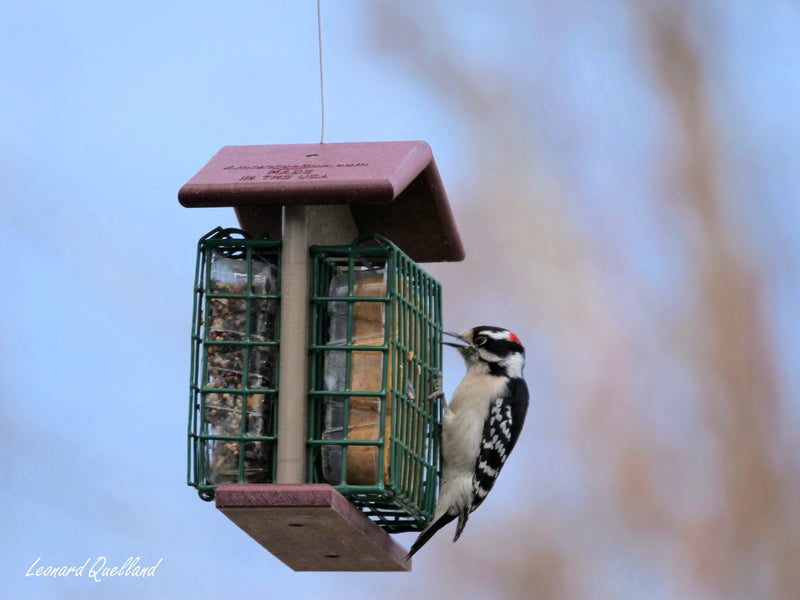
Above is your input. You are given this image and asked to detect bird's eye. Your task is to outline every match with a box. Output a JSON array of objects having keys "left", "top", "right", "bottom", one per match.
[{"left": 474, "top": 335, "right": 487, "bottom": 346}]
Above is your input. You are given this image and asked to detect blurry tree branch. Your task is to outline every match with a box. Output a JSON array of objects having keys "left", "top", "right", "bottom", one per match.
[
  {"left": 638, "top": 3, "right": 800, "bottom": 597},
  {"left": 368, "top": 1, "right": 800, "bottom": 598}
]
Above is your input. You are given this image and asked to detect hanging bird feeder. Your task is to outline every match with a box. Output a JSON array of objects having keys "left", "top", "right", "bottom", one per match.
[{"left": 180, "top": 140, "right": 463, "bottom": 571}]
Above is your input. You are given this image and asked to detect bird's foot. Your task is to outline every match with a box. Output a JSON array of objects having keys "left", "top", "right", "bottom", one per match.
[{"left": 428, "top": 370, "right": 446, "bottom": 408}]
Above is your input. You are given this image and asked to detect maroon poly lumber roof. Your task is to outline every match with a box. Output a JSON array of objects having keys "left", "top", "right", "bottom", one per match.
[{"left": 178, "top": 141, "right": 465, "bottom": 262}]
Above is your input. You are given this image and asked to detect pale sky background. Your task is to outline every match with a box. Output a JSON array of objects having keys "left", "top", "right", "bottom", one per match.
[{"left": 2, "top": 1, "right": 800, "bottom": 599}]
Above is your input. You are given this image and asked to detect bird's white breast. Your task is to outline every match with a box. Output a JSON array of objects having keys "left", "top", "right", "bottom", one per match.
[{"left": 441, "top": 371, "right": 508, "bottom": 475}]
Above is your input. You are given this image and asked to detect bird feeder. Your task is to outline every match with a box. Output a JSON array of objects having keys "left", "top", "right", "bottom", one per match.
[{"left": 180, "top": 141, "right": 463, "bottom": 571}]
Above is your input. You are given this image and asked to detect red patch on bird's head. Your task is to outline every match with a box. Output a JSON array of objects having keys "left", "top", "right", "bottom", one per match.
[{"left": 508, "top": 332, "right": 522, "bottom": 345}]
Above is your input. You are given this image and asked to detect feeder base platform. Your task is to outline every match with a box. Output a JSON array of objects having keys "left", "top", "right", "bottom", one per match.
[{"left": 215, "top": 483, "right": 411, "bottom": 572}]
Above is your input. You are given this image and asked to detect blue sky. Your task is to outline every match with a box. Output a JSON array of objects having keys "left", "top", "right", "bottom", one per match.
[{"left": 3, "top": 1, "right": 800, "bottom": 599}]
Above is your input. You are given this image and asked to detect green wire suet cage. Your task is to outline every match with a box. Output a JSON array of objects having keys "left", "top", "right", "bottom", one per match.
[
  {"left": 308, "top": 235, "right": 442, "bottom": 533},
  {"left": 188, "top": 227, "right": 281, "bottom": 500}
]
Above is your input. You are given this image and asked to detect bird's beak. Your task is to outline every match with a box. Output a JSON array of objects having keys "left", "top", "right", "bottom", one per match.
[{"left": 442, "top": 330, "right": 470, "bottom": 349}]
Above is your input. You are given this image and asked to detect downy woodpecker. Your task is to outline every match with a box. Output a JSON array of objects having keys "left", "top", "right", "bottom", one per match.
[{"left": 407, "top": 326, "right": 529, "bottom": 559}]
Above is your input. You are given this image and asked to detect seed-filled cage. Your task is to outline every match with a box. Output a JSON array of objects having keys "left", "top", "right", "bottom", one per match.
[
  {"left": 189, "top": 227, "right": 281, "bottom": 500},
  {"left": 308, "top": 235, "right": 442, "bottom": 532}
]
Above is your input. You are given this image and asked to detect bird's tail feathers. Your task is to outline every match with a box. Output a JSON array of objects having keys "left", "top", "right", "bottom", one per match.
[
  {"left": 406, "top": 513, "right": 455, "bottom": 560},
  {"left": 453, "top": 509, "right": 470, "bottom": 542}
]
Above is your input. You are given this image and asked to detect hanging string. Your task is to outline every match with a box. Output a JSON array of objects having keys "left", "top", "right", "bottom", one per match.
[{"left": 317, "top": 0, "right": 326, "bottom": 144}]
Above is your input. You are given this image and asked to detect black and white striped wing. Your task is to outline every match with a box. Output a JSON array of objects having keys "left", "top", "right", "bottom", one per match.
[{"left": 471, "top": 377, "right": 529, "bottom": 509}]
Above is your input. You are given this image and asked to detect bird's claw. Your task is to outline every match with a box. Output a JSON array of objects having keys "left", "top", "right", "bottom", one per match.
[{"left": 428, "top": 370, "right": 446, "bottom": 407}]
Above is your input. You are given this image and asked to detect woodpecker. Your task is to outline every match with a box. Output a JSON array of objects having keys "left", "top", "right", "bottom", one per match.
[{"left": 407, "top": 326, "right": 529, "bottom": 559}]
